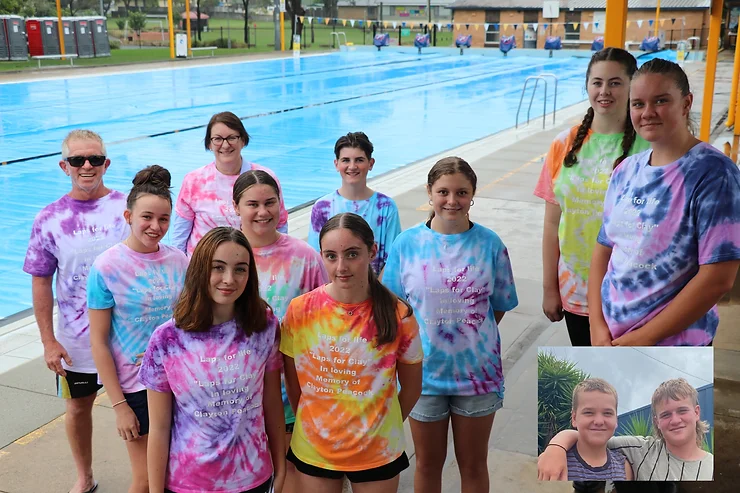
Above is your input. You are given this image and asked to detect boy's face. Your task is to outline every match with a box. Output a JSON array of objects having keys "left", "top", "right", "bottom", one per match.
[
  {"left": 334, "top": 147, "right": 374, "bottom": 185},
  {"left": 655, "top": 397, "right": 700, "bottom": 448},
  {"left": 572, "top": 390, "right": 618, "bottom": 447}
]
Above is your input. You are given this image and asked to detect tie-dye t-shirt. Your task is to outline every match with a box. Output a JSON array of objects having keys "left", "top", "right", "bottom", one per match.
[
  {"left": 534, "top": 126, "right": 650, "bottom": 315},
  {"left": 87, "top": 243, "right": 188, "bottom": 393},
  {"left": 382, "top": 222, "right": 519, "bottom": 396},
  {"left": 23, "top": 191, "right": 128, "bottom": 374},
  {"left": 308, "top": 191, "right": 401, "bottom": 274},
  {"left": 597, "top": 143, "right": 740, "bottom": 346},
  {"left": 252, "top": 233, "right": 328, "bottom": 425},
  {"left": 173, "top": 161, "right": 288, "bottom": 255},
  {"left": 139, "top": 312, "right": 282, "bottom": 492},
  {"left": 280, "top": 286, "right": 423, "bottom": 471}
]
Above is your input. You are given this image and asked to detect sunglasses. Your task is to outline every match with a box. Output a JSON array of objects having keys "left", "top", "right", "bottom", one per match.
[{"left": 66, "top": 155, "right": 107, "bottom": 167}]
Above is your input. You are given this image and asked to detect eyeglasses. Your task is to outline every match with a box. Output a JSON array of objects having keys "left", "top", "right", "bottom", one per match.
[
  {"left": 210, "top": 135, "right": 241, "bottom": 146},
  {"left": 65, "top": 155, "right": 107, "bottom": 167}
]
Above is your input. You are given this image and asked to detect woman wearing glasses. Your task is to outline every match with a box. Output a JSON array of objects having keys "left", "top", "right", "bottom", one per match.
[{"left": 172, "top": 111, "right": 289, "bottom": 256}]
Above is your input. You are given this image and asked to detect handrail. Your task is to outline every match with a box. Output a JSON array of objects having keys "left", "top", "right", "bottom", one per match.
[
  {"left": 515, "top": 74, "right": 559, "bottom": 129},
  {"left": 331, "top": 32, "right": 348, "bottom": 48}
]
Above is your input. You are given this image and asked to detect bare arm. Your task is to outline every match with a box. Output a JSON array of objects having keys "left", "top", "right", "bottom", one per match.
[
  {"left": 588, "top": 243, "right": 613, "bottom": 346},
  {"left": 537, "top": 429, "right": 579, "bottom": 481},
  {"left": 625, "top": 459, "right": 634, "bottom": 480},
  {"left": 263, "top": 369, "right": 286, "bottom": 493},
  {"left": 283, "top": 356, "right": 301, "bottom": 414},
  {"left": 397, "top": 362, "right": 422, "bottom": 421},
  {"left": 542, "top": 202, "right": 564, "bottom": 322},
  {"left": 612, "top": 261, "right": 740, "bottom": 346},
  {"left": 32, "top": 276, "right": 71, "bottom": 375},
  {"left": 147, "top": 389, "right": 173, "bottom": 493}
]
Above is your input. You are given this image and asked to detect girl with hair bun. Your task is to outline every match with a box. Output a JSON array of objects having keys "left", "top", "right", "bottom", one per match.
[
  {"left": 88, "top": 165, "right": 189, "bottom": 493},
  {"left": 534, "top": 48, "right": 650, "bottom": 347}
]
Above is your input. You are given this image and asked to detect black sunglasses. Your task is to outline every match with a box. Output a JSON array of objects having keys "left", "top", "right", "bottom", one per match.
[{"left": 66, "top": 155, "right": 107, "bottom": 167}]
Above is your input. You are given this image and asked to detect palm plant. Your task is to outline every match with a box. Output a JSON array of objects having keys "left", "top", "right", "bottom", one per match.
[{"left": 620, "top": 412, "right": 653, "bottom": 437}]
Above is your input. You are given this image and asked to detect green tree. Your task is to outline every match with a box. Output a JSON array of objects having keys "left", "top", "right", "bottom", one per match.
[
  {"left": 128, "top": 11, "right": 147, "bottom": 47},
  {"left": 0, "top": 0, "right": 23, "bottom": 15},
  {"left": 538, "top": 351, "right": 590, "bottom": 455}
]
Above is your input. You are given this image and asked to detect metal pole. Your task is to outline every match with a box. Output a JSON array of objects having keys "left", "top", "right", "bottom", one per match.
[
  {"left": 167, "top": 0, "right": 175, "bottom": 58},
  {"left": 227, "top": 4, "right": 231, "bottom": 49},
  {"left": 99, "top": 0, "right": 104, "bottom": 16},
  {"left": 654, "top": 0, "right": 661, "bottom": 37},
  {"left": 55, "top": 0, "right": 66, "bottom": 60},
  {"left": 700, "top": 0, "right": 723, "bottom": 141},
  {"left": 726, "top": 33, "right": 740, "bottom": 128},
  {"left": 185, "top": 0, "right": 192, "bottom": 56},
  {"left": 273, "top": 0, "right": 280, "bottom": 50},
  {"left": 427, "top": 0, "right": 431, "bottom": 24}
]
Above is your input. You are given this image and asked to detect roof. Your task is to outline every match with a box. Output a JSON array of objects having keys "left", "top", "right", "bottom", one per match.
[
  {"left": 338, "top": 0, "right": 457, "bottom": 6},
  {"left": 450, "top": 0, "right": 710, "bottom": 9},
  {"left": 181, "top": 11, "right": 210, "bottom": 19}
]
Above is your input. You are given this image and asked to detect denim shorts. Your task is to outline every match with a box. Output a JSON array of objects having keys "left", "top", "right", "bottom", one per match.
[{"left": 409, "top": 393, "right": 503, "bottom": 422}]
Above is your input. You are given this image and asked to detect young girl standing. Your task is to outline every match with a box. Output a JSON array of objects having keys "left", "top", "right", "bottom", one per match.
[
  {"left": 589, "top": 58, "right": 740, "bottom": 347},
  {"left": 308, "top": 132, "right": 401, "bottom": 274},
  {"left": 382, "top": 157, "right": 519, "bottom": 493},
  {"left": 281, "top": 213, "right": 423, "bottom": 493},
  {"left": 233, "top": 170, "right": 328, "bottom": 493},
  {"left": 172, "top": 111, "right": 289, "bottom": 255},
  {"left": 534, "top": 48, "right": 650, "bottom": 346},
  {"left": 139, "top": 227, "right": 285, "bottom": 493},
  {"left": 88, "top": 166, "right": 189, "bottom": 493}
]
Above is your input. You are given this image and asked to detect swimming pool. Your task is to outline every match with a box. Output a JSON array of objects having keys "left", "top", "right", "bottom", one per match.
[{"left": 0, "top": 50, "right": 593, "bottom": 319}]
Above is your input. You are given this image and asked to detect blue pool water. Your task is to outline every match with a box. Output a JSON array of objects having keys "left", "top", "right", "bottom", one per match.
[{"left": 0, "top": 50, "right": 593, "bottom": 319}]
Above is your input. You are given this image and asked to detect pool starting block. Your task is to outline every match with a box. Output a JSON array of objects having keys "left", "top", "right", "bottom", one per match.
[
  {"left": 415, "top": 33, "right": 430, "bottom": 54},
  {"left": 640, "top": 36, "right": 660, "bottom": 52},
  {"left": 591, "top": 36, "right": 604, "bottom": 51},
  {"left": 374, "top": 33, "right": 390, "bottom": 51},
  {"left": 544, "top": 36, "right": 561, "bottom": 57},
  {"left": 455, "top": 34, "right": 472, "bottom": 55},
  {"left": 500, "top": 35, "right": 515, "bottom": 56}
]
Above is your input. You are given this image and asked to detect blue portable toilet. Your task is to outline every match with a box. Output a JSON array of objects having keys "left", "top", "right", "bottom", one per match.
[{"left": 591, "top": 36, "right": 604, "bottom": 51}]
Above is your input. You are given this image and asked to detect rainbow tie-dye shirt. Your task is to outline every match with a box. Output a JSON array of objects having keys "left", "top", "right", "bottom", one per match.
[
  {"left": 534, "top": 126, "right": 650, "bottom": 315},
  {"left": 23, "top": 191, "right": 129, "bottom": 374},
  {"left": 382, "top": 222, "right": 519, "bottom": 396},
  {"left": 173, "top": 161, "right": 289, "bottom": 255},
  {"left": 139, "top": 313, "right": 282, "bottom": 492},
  {"left": 252, "top": 233, "right": 328, "bottom": 425},
  {"left": 598, "top": 143, "right": 740, "bottom": 346},
  {"left": 280, "top": 287, "right": 423, "bottom": 471},
  {"left": 87, "top": 243, "right": 188, "bottom": 393}
]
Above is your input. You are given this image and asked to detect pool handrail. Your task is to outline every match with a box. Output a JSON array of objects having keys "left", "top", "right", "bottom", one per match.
[
  {"left": 331, "top": 32, "right": 348, "bottom": 48},
  {"left": 515, "top": 74, "right": 558, "bottom": 129}
]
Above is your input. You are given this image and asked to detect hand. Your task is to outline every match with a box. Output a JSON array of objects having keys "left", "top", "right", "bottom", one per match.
[
  {"left": 612, "top": 329, "right": 653, "bottom": 347},
  {"left": 590, "top": 319, "right": 613, "bottom": 346},
  {"left": 542, "top": 288, "right": 564, "bottom": 322},
  {"left": 272, "top": 467, "right": 286, "bottom": 493},
  {"left": 43, "top": 340, "right": 72, "bottom": 376},
  {"left": 115, "top": 403, "right": 141, "bottom": 441},
  {"left": 537, "top": 445, "right": 568, "bottom": 481},
  {"left": 135, "top": 352, "right": 145, "bottom": 367}
]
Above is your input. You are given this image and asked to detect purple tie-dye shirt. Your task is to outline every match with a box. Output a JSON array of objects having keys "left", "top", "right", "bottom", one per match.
[
  {"left": 139, "top": 313, "right": 282, "bottom": 493},
  {"left": 23, "top": 191, "right": 128, "bottom": 374},
  {"left": 308, "top": 191, "right": 401, "bottom": 274},
  {"left": 87, "top": 243, "right": 189, "bottom": 393},
  {"left": 597, "top": 143, "right": 740, "bottom": 346},
  {"left": 382, "top": 222, "right": 519, "bottom": 396}
]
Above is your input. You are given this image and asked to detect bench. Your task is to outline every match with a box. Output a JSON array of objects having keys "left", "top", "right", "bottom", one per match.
[
  {"left": 191, "top": 46, "right": 217, "bottom": 57},
  {"left": 624, "top": 41, "right": 641, "bottom": 50},
  {"left": 32, "top": 54, "right": 78, "bottom": 69}
]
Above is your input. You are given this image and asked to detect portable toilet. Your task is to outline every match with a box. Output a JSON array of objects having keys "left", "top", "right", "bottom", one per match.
[
  {"left": 0, "top": 15, "right": 10, "bottom": 60},
  {"left": 88, "top": 17, "right": 110, "bottom": 57},
  {"left": 26, "top": 17, "right": 61, "bottom": 56},
  {"left": 4, "top": 16, "right": 28, "bottom": 60},
  {"left": 61, "top": 17, "right": 78, "bottom": 56},
  {"left": 75, "top": 18, "right": 95, "bottom": 58}
]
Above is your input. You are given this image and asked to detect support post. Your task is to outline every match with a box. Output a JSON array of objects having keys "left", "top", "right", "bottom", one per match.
[
  {"left": 654, "top": 0, "right": 661, "bottom": 37},
  {"left": 727, "top": 36, "right": 740, "bottom": 128},
  {"left": 700, "top": 0, "right": 722, "bottom": 141},
  {"left": 55, "top": 0, "right": 66, "bottom": 60},
  {"left": 167, "top": 0, "right": 175, "bottom": 58},
  {"left": 185, "top": 0, "right": 192, "bottom": 56},
  {"left": 604, "top": 0, "right": 628, "bottom": 49}
]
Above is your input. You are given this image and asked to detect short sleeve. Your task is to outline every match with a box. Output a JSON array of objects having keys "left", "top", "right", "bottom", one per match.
[
  {"left": 279, "top": 302, "right": 297, "bottom": 358},
  {"left": 23, "top": 218, "right": 58, "bottom": 277},
  {"left": 174, "top": 174, "right": 195, "bottom": 221},
  {"left": 491, "top": 242, "right": 518, "bottom": 312},
  {"left": 308, "top": 202, "right": 327, "bottom": 252},
  {"left": 693, "top": 171, "right": 740, "bottom": 265},
  {"left": 138, "top": 327, "right": 172, "bottom": 393},
  {"left": 596, "top": 166, "right": 623, "bottom": 249},
  {"left": 606, "top": 435, "right": 651, "bottom": 466},
  {"left": 86, "top": 265, "right": 115, "bottom": 310},
  {"left": 381, "top": 238, "right": 404, "bottom": 299},
  {"left": 382, "top": 204, "right": 402, "bottom": 255},
  {"left": 396, "top": 310, "right": 423, "bottom": 364},
  {"left": 265, "top": 314, "right": 283, "bottom": 372},
  {"left": 533, "top": 135, "right": 566, "bottom": 205}
]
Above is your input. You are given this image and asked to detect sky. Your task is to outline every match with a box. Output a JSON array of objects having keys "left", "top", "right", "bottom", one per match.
[{"left": 539, "top": 347, "right": 713, "bottom": 415}]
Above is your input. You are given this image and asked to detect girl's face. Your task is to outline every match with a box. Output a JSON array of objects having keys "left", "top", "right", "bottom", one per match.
[
  {"left": 334, "top": 147, "right": 374, "bottom": 186},
  {"left": 234, "top": 184, "right": 280, "bottom": 238},
  {"left": 321, "top": 228, "right": 376, "bottom": 291},
  {"left": 209, "top": 241, "right": 251, "bottom": 308},
  {"left": 427, "top": 172, "right": 475, "bottom": 223},
  {"left": 124, "top": 194, "right": 171, "bottom": 253},
  {"left": 587, "top": 61, "right": 631, "bottom": 118},
  {"left": 209, "top": 122, "right": 245, "bottom": 166},
  {"left": 630, "top": 73, "right": 693, "bottom": 144}
]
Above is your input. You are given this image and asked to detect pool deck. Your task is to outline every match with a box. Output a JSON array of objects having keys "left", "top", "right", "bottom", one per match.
[{"left": 0, "top": 53, "right": 738, "bottom": 492}]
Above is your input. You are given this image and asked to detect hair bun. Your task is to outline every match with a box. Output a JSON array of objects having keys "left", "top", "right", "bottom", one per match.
[{"left": 132, "top": 165, "right": 172, "bottom": 189}]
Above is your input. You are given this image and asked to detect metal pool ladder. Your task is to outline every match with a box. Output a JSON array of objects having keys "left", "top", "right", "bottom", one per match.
[
  {"left": 515, "top": 74, "right": 558, "bottom": 129},
  {"left": 331, "top": 32, "right": 348, "bottom": 48}
]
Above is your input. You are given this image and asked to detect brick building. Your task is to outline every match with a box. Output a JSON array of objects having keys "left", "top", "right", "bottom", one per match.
[{"left": 449, "top": 0, "right": 711, "bottom": 50}]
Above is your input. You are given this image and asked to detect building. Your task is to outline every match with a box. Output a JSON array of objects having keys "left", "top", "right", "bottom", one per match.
[
  {"left": 338, "top": 0, "right": 456, "bottom": 22},
  {"left": 449, "top": 0, "right": 711, "bottom": 50}
]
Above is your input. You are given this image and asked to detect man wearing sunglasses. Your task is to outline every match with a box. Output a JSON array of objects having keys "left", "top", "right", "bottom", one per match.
[{"left": 23, "top": 129, "right": 129, "bottom": 493}]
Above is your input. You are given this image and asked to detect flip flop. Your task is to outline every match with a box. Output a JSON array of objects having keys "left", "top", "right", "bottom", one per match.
[{"left": 70, "top": 481, "right": 98, "bottom": 493}]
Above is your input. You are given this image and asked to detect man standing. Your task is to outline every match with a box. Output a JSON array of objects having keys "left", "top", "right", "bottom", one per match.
[{"left": 23, "top": 130, "right": 128, "bottom": 493}]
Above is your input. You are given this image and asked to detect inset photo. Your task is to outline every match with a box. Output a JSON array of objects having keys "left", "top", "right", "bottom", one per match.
[{"left": 537, "top": 346, "right": 713, "bottom": 483}]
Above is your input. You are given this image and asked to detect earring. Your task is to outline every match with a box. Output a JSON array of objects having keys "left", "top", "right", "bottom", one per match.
[
  {"left": 428, "top": 200, "right": 433, "bottom": 206},
  {"left": 471, "top": 200, "right": 475, "bottom": 206}
]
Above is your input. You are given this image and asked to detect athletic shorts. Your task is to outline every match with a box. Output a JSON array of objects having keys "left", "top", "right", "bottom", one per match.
[
  {"left": 124, "top": 390, "right": 149, "bottom": 436},
  {"left": 287, "top": 448, "right": 409, "bottom": 483},
  {"left": 166, "top": 478, "right": 271, "bottom": 493},
  {"left": 56, "top": 370, "right": 103, "bottom": 399},
  {"left": 409, "top": 393, "right": 503, "bottom": 422}
]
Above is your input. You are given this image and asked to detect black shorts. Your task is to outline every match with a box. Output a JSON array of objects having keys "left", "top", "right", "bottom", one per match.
[
  {"left": 124, "top": 390, "right": 149, "bottom": 436},
  {"left": 286, "top": 448, "right": 409, "bottom": 483},
  {"left": 165, "top": 478, "right": 270, "bottom": 493},
  {"left": 56, "top": 370, "right": 103, "bottom": 399}
]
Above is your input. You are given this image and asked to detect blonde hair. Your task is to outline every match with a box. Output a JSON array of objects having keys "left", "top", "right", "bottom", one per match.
[
  {"left": 651, "top": 378, "right": 709, "bottom": 447},
  {"left": 572, "top": 378, "right": 619, "bottom": 414},
  {"left": 61, "top": 129, "right": 107, "bottom": 158}
]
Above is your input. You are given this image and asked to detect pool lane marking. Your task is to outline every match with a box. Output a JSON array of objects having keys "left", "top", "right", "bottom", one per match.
[
  {"left": 2, "top": 58, "right": 572, "bottom": 166},
  {"left": 415, "top": 152, "right": 547, "bottom": 211}
]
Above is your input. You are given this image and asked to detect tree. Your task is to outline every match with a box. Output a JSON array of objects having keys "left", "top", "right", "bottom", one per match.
[
  {"left": 0, "top": 0, "right": 23, "bottom": 15},
  {"left": 128, "top": 11, "right": 147, "bottom": 47},
  {"left": 286, "top": 0, "right": 304, "bottom": 46},
  {"left": 194, "top": 0, "right": 217, "bottom": 41},
  {"left": 241, "top": 0, "right": 250, "bottom": 45},
  {"left": 61, "top": 0, "right": 99, "bottom": 16}
]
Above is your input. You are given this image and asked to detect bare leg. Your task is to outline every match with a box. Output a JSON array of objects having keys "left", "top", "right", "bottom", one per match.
[
  {"left": 294, "top": 470, "right": 344, "bottom": 493},
  {"left": 65, "top": 393, "right": 97, "bottom": 493},
  {"left": 125, "top": 435, "right": 149, "bottom": 493},
  {"left": 409, "top": 417, "right": 449, "bottom": 493},
  {"left": 283, "top": 432, "right": 297, "bottom": 493},
  {"left": 350, "top": 475, "right": 400, "bottom": 493},
  {"left": 451, "top": 412, "right": 495, "bottom": 493}
]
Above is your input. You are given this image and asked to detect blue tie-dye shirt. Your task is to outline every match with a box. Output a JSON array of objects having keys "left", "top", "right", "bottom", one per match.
[
  {"left": 308, "top": 191, "right": 401, "bottom": 274},
  {"left": 383, "top": 222, "right": 518, "bottom": 396},
  {"left": 597, "top": 143, "right": 740, "bottom": 346}
]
